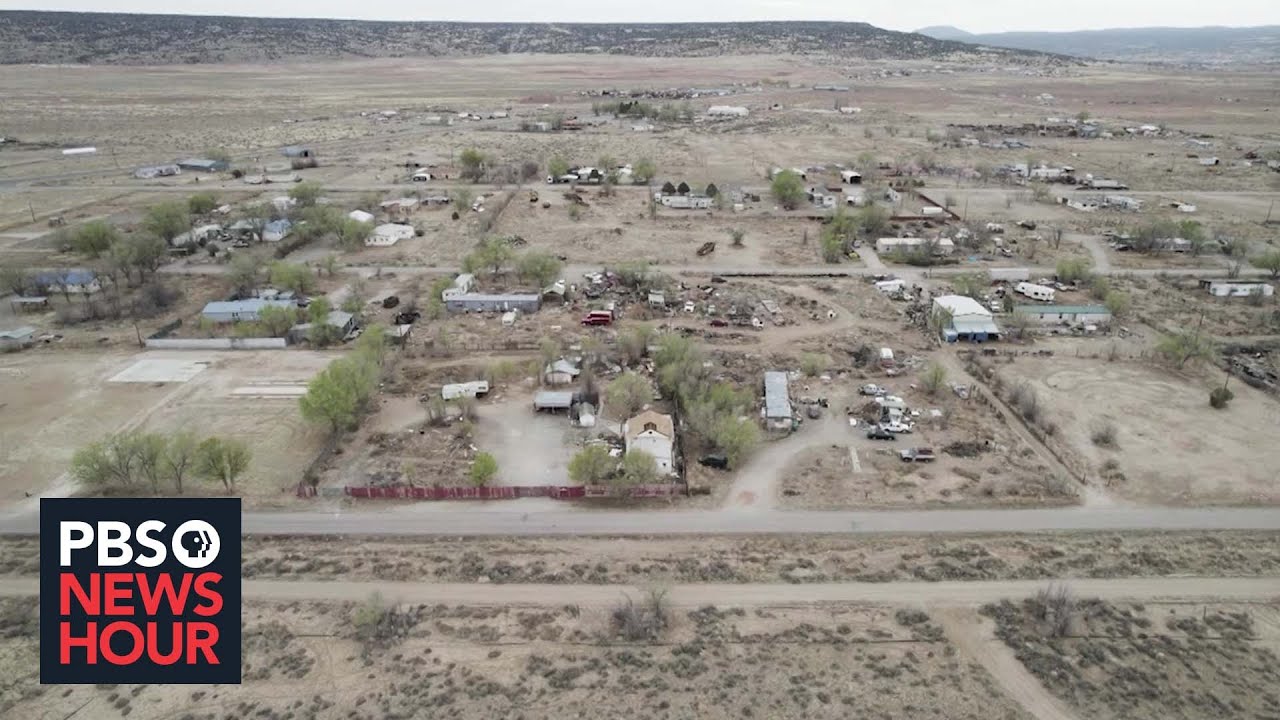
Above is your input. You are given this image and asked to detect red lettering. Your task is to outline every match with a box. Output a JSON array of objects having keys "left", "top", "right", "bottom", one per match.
[
  {"left": 103, "top": 573, "right": 134, "bottom": 616},
  {"left": 147, "top": 622, "right": 184, "bottom": 665},
  {"left": 187, "top": 622, "right": 220, "bottom": 664},
  {"left": 137, "top": 573, "right": 193, "bottom": 615},
  {"left": 192, "top": 573, "right": 223, "bottom": 616},
  {"left": 60, "top": 621, "right": 97, "bottom": 664},
  {"left": 59, "top": 573, "right": 98, "bottom": 615},
  {"left": 98, "top": 621, "right": 144, "bottom": 665}
]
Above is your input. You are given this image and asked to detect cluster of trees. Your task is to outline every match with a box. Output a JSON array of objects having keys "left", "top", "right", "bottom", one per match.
[
  {"left": 1251, "top": 249, "right": 1280, "bottom": 278},
  {"left": 69, "top": 217, "right": 168, "bottom": 287},
  {"left": 652, "top": 335, "right": 759, "bottom": 468},
  {"left": 819, "top": 206, "right": 889, "bottom": 263},
  {"left": 590, "top": 100, "right": 694, "bottom": 124},
  {"left": 460, "top": 238, "right": 564, "bottom": 288},
  {"left": 1155, "top": 330, "right": 1216, "bottom": 369},
  {"left": 1124, "top": 219, "right": 1212, "bottom": 255},
  {"left": 568, "top": 444, "right": 660, "bottom": 487},
  {"left": 71, "top": 431, "right": 250, "bottom": 495},
  {"left": 299, "top": 327, "right": 388, "bottom": 433},
  {"left": 770, "top": 170, "right": 805, "bottom": 210}
]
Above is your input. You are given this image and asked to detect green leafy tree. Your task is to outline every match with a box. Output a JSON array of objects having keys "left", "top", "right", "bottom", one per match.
[
  {"left": 613, "top": 261, "right": 651, "bottom": 289},
  {"left": 258, "top": 304, "right": 299, "bottom": 337},
  {"left": 188, "top": 192, "right": 219, "bottom": 215},
  {"left": 547, "top": 157, "right": 570, "bottom": 178},
  {"left": 72, "top": 220, "right": 119, "bottom": 258},
  {"left": 1155, "top": 331, "right": 1215, "bottom": 369},
  {"left": 711, "top": 416, "right": 760, "bottom": 469},
  {"left": 228, "top": 253, "right": 263, "bottom": 294},
  {"left": 1251, "top": 250, "right": 1280, "bottom": 278},
  {"left": 921, "top": 362, "right": 947, "bottom": 396},
  {"left": 568, "top": 444, "right": 615, "bottom": 485},
  {"left": 820, "top": 228, "right": 845, "bottom": 263},
  {"left": 770, "top": 170, "right": 805, "bottom": 210},
  {"left": 288, "top": 181, "right": 324, "bottom": 208},
  {"left": 618, "top": 325, "right": 654, "bottom": 366},
  {"left": 462, "top": 237, "right": 515, "bottom": 277},
  {"left": 517, "top": 252, "right": 563, "bottom": 288},
  {"left": 123, "top": 233, "right": 168, "bottom": 279},
  {"left": 134, "top": 433, "right": 168, "bottom": 494},
  {"left": 607, "top": 372, "right": 653, "bottom": 417},
  {"left": 163, "top": 430, "right": 199, "bottom": 494},
  {"left": 800, "top": 353, "right": 829, "bottom": 377},
  {"left": 633, "top": 158, "right": 657, "bottom": 184},
  {"left": 299, "top": 352, "right": 380, "bottom": 432},
  {"left": 336, "top": 218, "right": 373, "bottom": 250},
  {"left": 620, "top": 450, "right": 659, "bottom": 486},
  {"left": 858, "top": 204, "right": 890, "bottom": 237},
  {"left": 469, "top": 452, "right": 499, "bottom": 486},
  {"left": 460, "top": 148, "right": 488, "bottom": 183},
  {"left": 143, "top": 202, "right": 190, "bottom": 246},
  {"left": 269, "top": 261, "right": 314, "bottom": 294},
  {"left": 70, "top": 433, "right": 141, "bottom": 493},
  {"left": 1055, "top": 257, "right": 1091, "bottom": 284},
  {"left": 196, "top": 437, "right": 251, "bottom": 493},
  {"left": 1103, "top": 290, "right": 1131, "bottom": 318}
]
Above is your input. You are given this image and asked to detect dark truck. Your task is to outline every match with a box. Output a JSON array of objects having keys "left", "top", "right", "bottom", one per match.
[{"left": 899, "top": 447, "right": 936, "bottom": 463}]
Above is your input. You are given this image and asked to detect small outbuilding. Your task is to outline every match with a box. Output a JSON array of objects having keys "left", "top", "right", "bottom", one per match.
[
  {"left": 281, "top": 146, "right": 315, "bottom": 159},
  {"left": 0, "top": 326, "right": 36, "bottom": 352},
  {"left": 543, "top": 359, "right": 581, "bottom": 386},
  {"left": 763, "top": 370, "right": 793, "bottom": 432},
  {"left": 366, "top": 223, "right": 415, "bottom": 247},
  {"left": 533, "top": 391, "right": 575, "bottom": 412}
]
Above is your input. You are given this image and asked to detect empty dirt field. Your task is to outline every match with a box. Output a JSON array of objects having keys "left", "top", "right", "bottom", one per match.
[
  {"left": 0, "top": 348, "right": 339, "bottom": 509},
  {"left": 997, "top": 357, "right": 1280, "bottom": 506}
]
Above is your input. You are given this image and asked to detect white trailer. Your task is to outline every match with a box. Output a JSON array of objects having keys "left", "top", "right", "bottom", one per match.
[
  {"left": 1015, "top": 282, "right": 1056, "bottom": 302},
  {"left": 441, "top": 381, "right": 490, "bottom": 400}
]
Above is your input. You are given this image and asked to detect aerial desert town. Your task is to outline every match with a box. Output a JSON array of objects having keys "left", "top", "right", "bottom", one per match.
[{"left": 0, "top": 9, "right": 1278, "bottom": 720}]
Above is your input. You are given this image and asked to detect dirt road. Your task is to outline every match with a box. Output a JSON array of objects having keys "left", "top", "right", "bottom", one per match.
[
  {"left": 938, "top": 607, "right": 1083, "bottom": 720},
  {"left": 2, "top": 576, "right": 1274, "bottom": 607},
  {"left": 4, "top": 505, "right": 1280, "bottom": 536}
]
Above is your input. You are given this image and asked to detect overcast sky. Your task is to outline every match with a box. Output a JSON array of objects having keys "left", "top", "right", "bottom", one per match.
[{"left": 1, "top": 0, "right": 1277, "bottom": 34}]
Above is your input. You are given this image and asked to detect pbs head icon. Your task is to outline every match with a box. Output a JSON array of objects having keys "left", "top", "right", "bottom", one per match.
[{"left": 173, "top": 519, "right": 220, "bottom": 569}]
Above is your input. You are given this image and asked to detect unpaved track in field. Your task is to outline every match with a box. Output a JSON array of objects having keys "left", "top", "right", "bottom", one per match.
[
  {"left": 938, "top": 607, "right": 1082, "bottom": 720},
  {"left": 3, "top": 576, "right": 1275, "bottom": 607}
]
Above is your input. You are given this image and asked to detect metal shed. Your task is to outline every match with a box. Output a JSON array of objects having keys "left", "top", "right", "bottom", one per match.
[{"left": 533, "top": 391, "right": 575, "bottom": 411}]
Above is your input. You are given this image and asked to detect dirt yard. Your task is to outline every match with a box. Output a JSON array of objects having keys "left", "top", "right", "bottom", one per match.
[
  {"left": 0, "top": 348, "right": 336, "bottom": 509},
  {"left": 995, "top": 356, "right": 1280, "bottom": 505}
]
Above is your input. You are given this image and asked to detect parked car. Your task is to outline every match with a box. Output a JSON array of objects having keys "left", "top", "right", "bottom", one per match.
[
  {"left": 859, "top": 384, "right": 887, "bottom": 396},
  {"left": 699, "top": 454, "right": 729, "bottom": 470},
  {"left": 882, "top": 420, "right": 913, "bottom": 434},
  {"left": 710, "top": 318, "right": 728, "bottom": 327},
  {"left": 900, "top": 447, "right": 936, "bottom": 463},
  {"left": 866, "top": 425, "right": 897, "bottom": 441}
]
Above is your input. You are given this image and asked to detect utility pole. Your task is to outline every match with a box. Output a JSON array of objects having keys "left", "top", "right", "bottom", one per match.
[
  {"left": 27, "top": 201, "right": 35, "bottom": 223},
  {"left": 1266, "top": 198, "right": 1275, "bottom": 225}
]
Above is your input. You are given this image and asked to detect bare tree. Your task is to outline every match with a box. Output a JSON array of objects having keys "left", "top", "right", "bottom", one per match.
[{"left": 1035, "top": 583, "right": 1076, "bottom": 638}]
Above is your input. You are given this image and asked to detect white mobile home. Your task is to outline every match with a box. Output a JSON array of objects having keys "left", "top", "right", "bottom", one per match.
[
  {"left": 442, "top": 381, "right": 490, "bottom": 400},
  {"left": 1014, "top": 305, "right": 1112, "bottom": 325},
  {"left": 1199, "top": 280, "right": 1275, "bottom": 298},
  {"left": 366, "top": 223, "right": 415, "bottom": 247},
  {"left": 1015, "top": 282, "right": 1056, "bottom": 302}
]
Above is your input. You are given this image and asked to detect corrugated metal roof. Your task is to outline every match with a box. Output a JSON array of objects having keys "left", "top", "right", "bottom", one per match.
[
  {"left": 763, "top": 371, "right": 792, "bottom": 419},
  {"left": 0, "top": 326, "right": 36, "bottom": 340},
  {"left": 951, "top": 316, "right": 1001, "bottom": 335},
  {"left": 203, "top": 299, "right": 295, "bottom": 315},
  {"left": 933, "top": 295, "right": 991, "bottom": 318},
  {"left": 1015, "top": 305, "right": 1109, "bottom": 315},
  {"left": 449, "top": 294, "right": 540, "bottom": 303},
  {"left": 534, "top": 391, "right": 575, "bottom": 408}
]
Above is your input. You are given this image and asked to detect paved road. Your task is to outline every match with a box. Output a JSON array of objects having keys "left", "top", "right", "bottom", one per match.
[
  {"left": 3, "top": 506, "right": 1280, "bottom": 537},
  {"left": 1, "top": 575, "right": 1273, "bottom": 606}
]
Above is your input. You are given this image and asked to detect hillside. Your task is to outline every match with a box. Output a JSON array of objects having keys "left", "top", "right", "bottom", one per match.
[
  {"left": 0, "top": 11, "right": 1065, "bottom": 65},
  {"left": 917, "top": 24, "right": 1280, "bottom": 64}
]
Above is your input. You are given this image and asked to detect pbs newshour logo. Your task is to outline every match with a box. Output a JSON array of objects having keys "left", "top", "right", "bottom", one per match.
[{"left": 40, "top": 498, "right": 241, "bottom": 685}]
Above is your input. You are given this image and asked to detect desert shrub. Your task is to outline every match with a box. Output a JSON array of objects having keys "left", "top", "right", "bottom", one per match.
[
  {"left": 609, "top": 589, "right": 669, "bottom": 642},
  {"left": 1090, "top": 420, "right": 1118, "bottom": 447},
  {"left": 1209, "top": 386, "right": 1234, "bottom": 409},
  {"left": 1033, "top": 583, "right": 1075, "bottom": 638}
]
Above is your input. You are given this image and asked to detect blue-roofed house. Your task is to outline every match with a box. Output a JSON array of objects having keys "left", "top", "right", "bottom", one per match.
[
  {"left": 34, "top": 269, "right": 101, "bottom": 295},
  {"left": 201, "top": 299, "right": 297, "bottom": 323},
  {"left": 262, "top": 219, "right": 293, "bottom": 243}
]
